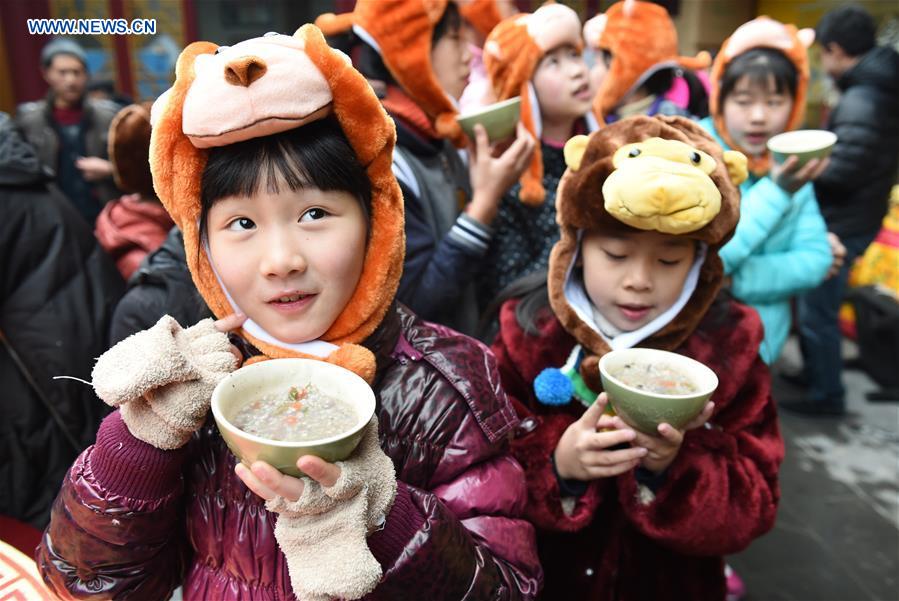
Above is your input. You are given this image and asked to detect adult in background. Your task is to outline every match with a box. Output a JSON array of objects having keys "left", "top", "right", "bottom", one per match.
[
  {"left": 0, "top": 113, "right": 124, "bottom": 528},
  {"left": 789, "top": 5, "right": 899, "bottom": 415},
  {"left": 16, "top": 38, "right": 120, "bottom": 225}
]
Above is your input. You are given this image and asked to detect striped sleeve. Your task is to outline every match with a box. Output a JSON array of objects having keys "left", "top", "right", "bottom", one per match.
[{"left": 447, "top": 213, "right": 494, "bottom": 254}]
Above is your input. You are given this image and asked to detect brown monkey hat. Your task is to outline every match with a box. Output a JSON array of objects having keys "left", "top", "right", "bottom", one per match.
[
  {"left": 149, "top": 26, "right": 404, "bottom": 384},
  {"left": 534, "top": 115, "right": 748, "bottom": 404}
]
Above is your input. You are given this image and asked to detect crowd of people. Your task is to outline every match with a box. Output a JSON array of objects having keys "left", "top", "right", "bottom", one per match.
[{"left": 2, "top": 1, "right": 897, "bottom": 600}]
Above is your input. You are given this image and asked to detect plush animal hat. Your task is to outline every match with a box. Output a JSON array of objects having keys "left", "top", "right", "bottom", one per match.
[
  {"left": 591, "top": 0, "right": 711, "bottom": 122},
  {"left": 538, "top": 115, "right": 747, "bottom": 397},
  {"left": 457, "top": 0, "right": 505, "bottom": 39},
  {"left": 709, "top": 16, "right": 814, "bottom": 176},
  {"left": 316, "top": 0, "right": 476, "bottom": 147},
  {"left": 483, "top": 3, "right": 592, "bottom": 206},
  {"left": 108, "top": 102, "right": 155, "bottom": 198},
  {"left": 149, "top": 26, "right": 405, "bottom": 383}
]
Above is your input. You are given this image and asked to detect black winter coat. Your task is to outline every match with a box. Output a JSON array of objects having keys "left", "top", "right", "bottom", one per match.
[
  {"left": 814, "top": 45, "right": 899, "bottom": 238},
  {"left": 0, "top": 113, "right": 124, "bottom": 528}
]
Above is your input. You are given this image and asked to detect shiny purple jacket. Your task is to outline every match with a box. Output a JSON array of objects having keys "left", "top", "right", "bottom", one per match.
[{"left": 36, "top": 305, "right": 542, "bottom": 600}]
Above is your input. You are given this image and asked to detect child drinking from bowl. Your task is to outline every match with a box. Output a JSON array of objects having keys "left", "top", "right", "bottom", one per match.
[
  {"left": 699, "top": 17, "right": 833, "bottom": 364},
  {"left": 317, "top": 0, "right": 535, "bottom": 336},
  {"left": 36, "top": 27, "right": 541, "bottom": 601},
  {"left": 476, "top": 3, "right": 600, "bottom": 316},
  {"left": 490, "top": 115, "right": 784, "bottom": 601}
]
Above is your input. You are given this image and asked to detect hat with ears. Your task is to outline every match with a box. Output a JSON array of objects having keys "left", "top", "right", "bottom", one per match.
[
  {"left": 148, "top": 26, "right": 405, "bottom": 383},
  {"left": 483, "top": 3, "right": 588, "bottom": 206},
  {"left": 591, "top": 0, "right": 711, "bottom": 121},
  {"left": 457, "top": 0, "right": 507, "bottom": 38},
  {"left": 709, "top": 16, "right": 814, "bottom": 176},
  {"left": 108, "top": 102, "right": 155, "bottom": 198},
  {"left": 316, "top": 0, "right": 472, "bottom": 147},
  {"left": 537, "top": 115, "right": 747, "bottom": 395}
]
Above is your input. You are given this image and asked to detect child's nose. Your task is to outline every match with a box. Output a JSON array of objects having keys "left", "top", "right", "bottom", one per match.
[
  {"left": 624, "top": 263, "right": 653, "bottom": 291},
  {"left": 749, "top": 103, "right": 766, "bottom": 122},
  {"left": 260, "top": 240, "right": 306, "bottom": 278}
]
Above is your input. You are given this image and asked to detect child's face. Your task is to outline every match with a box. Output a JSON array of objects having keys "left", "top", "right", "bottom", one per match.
[
  {"left": 431, "top": 26, "right": 472, "bottom": 100},
  {"left": 206, "top": 184, "right": 368, "bottom": 344},
  {"left": 533, "top": 45, "right": 592, "bottom": 125},
  {"left": 582, "top": 230, "right": 696, "bottom": 332},
  {"left": 722, "top": 74, "right": 793, "bottom": 156}
]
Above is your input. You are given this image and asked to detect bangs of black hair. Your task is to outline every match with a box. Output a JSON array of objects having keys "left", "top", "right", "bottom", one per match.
[
  {"left": 199, "top": 117, "right": 372, "bottom": 240},
  {"left": 432, "top": 2, "right": 462, "bottom": 47},
  {"left": 718, "top": 48, "right": 798, "bottom": 109}
]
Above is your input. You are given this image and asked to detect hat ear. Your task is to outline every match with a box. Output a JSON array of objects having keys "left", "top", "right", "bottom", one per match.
[
  {"left": 564, "top": 135, "right": 590, "bottom": 171},
  {"left": 724, "top": 150, "right": 748, "bottom": 186},
  {"left": 797, "top": 27, "right": 815, "bottom": 48}
]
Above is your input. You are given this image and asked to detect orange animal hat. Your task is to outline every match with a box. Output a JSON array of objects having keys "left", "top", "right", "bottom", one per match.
[
  {"left": 548, "top": 116, "right": 747, "bottom": 389},
  {"left": 592, "top": 0, "right": 711, "bottom": 121},
  {"left": 108, "top": 102, "right": 155, "bottom": 198},
  {"left": 316, "top": 0, "right": 472, "bottom": 147},
  {"left": 148, "top": 26, "right": 405, "bottom": 383},
  {"left": 457, "top": 0, "right": 505, "bottom": 39},
  {"left": 483, "top": 3, "right": 588, "bottom": 206},
  {"left": 709, "top": 16, "right": 814, "bottom": 176}
]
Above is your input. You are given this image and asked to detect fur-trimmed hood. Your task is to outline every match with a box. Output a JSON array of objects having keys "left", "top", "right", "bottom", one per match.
[{"left": 149, "top": 26, "right": 405, "bottom": 382}]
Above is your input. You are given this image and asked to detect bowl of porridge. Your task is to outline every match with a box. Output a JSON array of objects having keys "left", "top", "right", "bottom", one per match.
[
  {"left": 598, "top": 348, "right": 718, "bottom": 434},
  {"left": 211, "top": 358, "right": 375, "bottom": 477}
]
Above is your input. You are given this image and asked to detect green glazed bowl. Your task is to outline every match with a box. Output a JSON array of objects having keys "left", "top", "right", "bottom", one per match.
[
  {"left": 767, "top": 129, "right": 837, "bottom": 166},
  {"left": 598, "top": 348, "right": 718, "bottom": 435},
  {"left": 456, "top": 96, "right": 521, "bottom": 143},
  {"left": 211, "top": 358, "right": 375, "bottom": 477}
]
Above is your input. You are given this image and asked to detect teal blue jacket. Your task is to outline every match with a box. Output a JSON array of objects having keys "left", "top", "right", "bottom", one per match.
[{"left": 700, "top": 118, "right": 832, "bottom": 363}]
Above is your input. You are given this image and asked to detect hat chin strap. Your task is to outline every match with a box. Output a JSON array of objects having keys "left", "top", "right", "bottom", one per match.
[{"left": 205, "top": 242, "right": 339, "bottom": 358}]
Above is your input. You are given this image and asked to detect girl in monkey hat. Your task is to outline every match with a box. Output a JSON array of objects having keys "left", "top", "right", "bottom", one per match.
[
  {"left": 476, "top": 3, "right": 600, "bottom": 317},
  {"left": 491, "top": 115, "right": 783, "bottom": 600},
  {"left": 37, "top": 26, "right": 541, "bottom": 601}
]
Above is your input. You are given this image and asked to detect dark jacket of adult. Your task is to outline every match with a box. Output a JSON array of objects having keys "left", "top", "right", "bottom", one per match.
[
  {"left": 15, "top": 95, "right": 120, "bottom": 222},
  {"left": 814, "top": 45, "right": 899, "bottom": 237},
  {"left": 0, "top": 113, "right": 124, "bottom": 528}
]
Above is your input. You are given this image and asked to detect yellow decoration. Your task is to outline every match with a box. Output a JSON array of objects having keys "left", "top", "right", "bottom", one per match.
[
  {"left": 602, "top": 137, "right": 728, "bottom": 235},
  {"left": 723, "top": 150, "right": 749, "bottom": 186},
  {"left": 563, "top": 135, "right": 590, "bottom": 171}
]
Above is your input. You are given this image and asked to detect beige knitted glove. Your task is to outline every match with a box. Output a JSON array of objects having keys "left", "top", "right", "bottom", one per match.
[
  {"left": 92, "top": 315, "right": 239, "bottom": 449},
  {"left": 265, "top": 416, "right": 397, "bottom": 601}
]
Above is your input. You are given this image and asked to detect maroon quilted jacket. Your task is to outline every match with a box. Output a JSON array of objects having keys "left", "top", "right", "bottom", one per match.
[
  {"left": 491, "top": 298, "right": 784, "bottom": 601},
  {"left": 36, "top": 305, "right": 542, "bottom": 600}
]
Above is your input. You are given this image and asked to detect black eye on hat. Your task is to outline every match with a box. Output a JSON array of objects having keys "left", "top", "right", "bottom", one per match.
[
  {"left": 690, "top": 151, "right": 701, "bottom": 164},
  {"left": 628, "top": 148, "right": 641, "bottom": 158}
]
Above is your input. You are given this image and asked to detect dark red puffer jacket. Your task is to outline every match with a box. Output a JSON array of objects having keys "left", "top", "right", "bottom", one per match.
[{"left": 36, "top": 305, "right": 542, "bottom": 600}]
